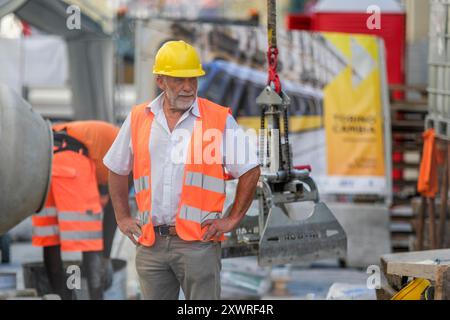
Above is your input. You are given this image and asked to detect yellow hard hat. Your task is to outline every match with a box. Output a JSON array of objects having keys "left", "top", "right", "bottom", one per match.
[{"left": 153, "top": 40, "right": 205, "bottom": 78}]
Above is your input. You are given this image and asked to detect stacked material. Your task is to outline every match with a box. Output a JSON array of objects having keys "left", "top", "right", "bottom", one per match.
[
  {"left": 221, "top": 257, "right": 272, "bottom": 299},
  {"left": 326, "top": 283, "right": 376, "bottom": 300}
]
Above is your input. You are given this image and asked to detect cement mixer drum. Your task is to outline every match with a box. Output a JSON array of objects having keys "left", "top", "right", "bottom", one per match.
[{"left": 0, "top": 85, "right": 52, "bottom": 235}]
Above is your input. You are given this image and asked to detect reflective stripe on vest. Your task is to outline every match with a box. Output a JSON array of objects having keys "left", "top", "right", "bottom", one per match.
[
  {"left": 131, "top": 102, "right": 155, "bottom": 246},
  {"left": 179, "top": 204, "right": 222, "bottom": 224},
  {"left": 33, "top": 225, "right": 59, "bottom": 237},
  {"left": 36, "top": 207, "right": 57, "bottom": 217},
  {"left": 58, "top": 211, "right": 103, "bottom": 221},
  {"left": 60, "top": 230, "right": 103, "bottom": 240},
  {"left": 185, "top": 171, "right": 225, "bottom": 194},
  {"left": 134, "top": 176, "right": 150, "bottom": 193},
  {"left": 137, "top": 205, "right": 221, "bottom": 226},
  {"left": 137, "top": 210, "right": 150, "bottom": 226},
  {"left": 59, "top": 211, "right": 103, "bottom": 222}
]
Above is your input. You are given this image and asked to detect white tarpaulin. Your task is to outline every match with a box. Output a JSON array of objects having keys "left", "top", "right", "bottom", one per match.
[
  {"left": 23, "top": 35, "right": 68, "bottom": 87},
  {"left": 0, "top": 35, "right": 68, "bottom": 90}
]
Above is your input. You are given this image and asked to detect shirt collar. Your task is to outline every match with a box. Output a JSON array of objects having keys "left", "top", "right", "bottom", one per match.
[{"left": 146, "top": 92, "right": 200, "bottom": 118}]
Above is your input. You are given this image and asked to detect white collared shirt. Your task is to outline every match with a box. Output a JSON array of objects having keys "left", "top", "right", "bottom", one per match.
[{"left": 103, "top": 93, "right": 259, "bottom": 226}]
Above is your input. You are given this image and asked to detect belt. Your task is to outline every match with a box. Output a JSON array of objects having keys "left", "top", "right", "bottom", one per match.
[{"left": 154, "top": 225, "right": 177, "bottom": 237}]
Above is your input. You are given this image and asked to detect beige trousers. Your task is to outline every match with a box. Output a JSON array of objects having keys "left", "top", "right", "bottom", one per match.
[{"left": 135, "top": 233, "right": 221, "bottom": 300}]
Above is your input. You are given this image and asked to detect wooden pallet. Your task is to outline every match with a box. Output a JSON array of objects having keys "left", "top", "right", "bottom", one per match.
[
  {"left": 389, "top": 84, "right": 428, "bottom": 99},
  {"left": 377, "top": 249, "right": 450, "bottom": 300}
]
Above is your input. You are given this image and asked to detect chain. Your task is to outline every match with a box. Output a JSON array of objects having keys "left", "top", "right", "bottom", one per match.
[
  {"left": 266, "top": 0, "right": 281, "bottom": 93},
  {"left": 283, "top": 105, "right": 291, "bottom": 179},
  {"left": 259, "top": 105, "right": 267, "bottom": 166},
  {"left": 267, "top": 46, "right": 281, "bottom": 93}
]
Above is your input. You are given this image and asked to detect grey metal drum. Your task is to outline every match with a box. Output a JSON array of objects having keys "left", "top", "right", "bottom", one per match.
[{"left": 0, "top": 85, "right": 52, "bottom": 235}]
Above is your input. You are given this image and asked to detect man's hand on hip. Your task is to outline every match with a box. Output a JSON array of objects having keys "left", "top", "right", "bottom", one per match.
[
  {"left": 200, "top": 166, "right": 261, "bottom": 242},
  {"left": 117, "top": 216, "right": 142, "bottom": 245},
  {"left": 201, "top": 216, "right": 239, "bottom": 242}
]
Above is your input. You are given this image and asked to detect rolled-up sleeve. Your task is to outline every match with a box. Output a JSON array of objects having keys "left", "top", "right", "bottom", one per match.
[
  {"left": 222, "top": 115, "right": 260, "bottom": 178},
  {"left": 103, "top": 113, "right": 133, "bottom": 176}
]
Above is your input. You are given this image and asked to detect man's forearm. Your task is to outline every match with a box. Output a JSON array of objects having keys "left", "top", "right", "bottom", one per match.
[
  {"left": 228, "top": 166, "right": 261, "bottom": 226},
  {"left": 108, "top": 170, "right": 131, "bottom": 222}
]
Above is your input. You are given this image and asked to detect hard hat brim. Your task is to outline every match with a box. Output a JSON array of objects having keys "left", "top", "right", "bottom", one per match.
[{"left": 153, "top": 69, "right": 206, "bottom": 78}]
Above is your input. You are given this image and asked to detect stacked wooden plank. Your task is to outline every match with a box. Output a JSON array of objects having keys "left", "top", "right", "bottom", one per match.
[{"left": 389, "top": 85, "right": 428, "bottom": 252}]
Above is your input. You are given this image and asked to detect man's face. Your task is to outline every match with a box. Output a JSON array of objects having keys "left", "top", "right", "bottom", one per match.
[{"left": 157, "top": 76, "right": 198, "bottom": 111}]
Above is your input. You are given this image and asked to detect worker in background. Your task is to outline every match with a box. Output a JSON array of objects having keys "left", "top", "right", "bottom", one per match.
[
  {"left": 248, "top": 8, "right": 260, "bottom": 24},
  {"left": 104, "top": 40, "right": 261, "bottom": 300},
  {"left": 32, "top": 121, "right": 119, "bottom": 300}
]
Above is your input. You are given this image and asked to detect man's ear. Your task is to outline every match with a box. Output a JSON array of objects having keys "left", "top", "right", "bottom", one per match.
[{"left": 156, "top": 75, "right": 165, "bottom": 91}]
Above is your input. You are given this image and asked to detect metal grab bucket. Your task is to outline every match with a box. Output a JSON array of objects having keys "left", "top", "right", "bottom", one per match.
[
  {"left": 22, "top": 259, "right": 127, "bottom": 300},
  {"left": 0, "top": 85, "right": 52, "bottom": 235}
]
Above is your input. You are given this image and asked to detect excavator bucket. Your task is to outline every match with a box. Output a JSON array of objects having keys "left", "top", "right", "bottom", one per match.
[{"left": 258, "top": 201, "right": 347, "bottom": 266}]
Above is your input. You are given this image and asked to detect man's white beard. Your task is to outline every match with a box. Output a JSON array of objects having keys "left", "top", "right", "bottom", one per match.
[
  {"left": 165, "top": 88, "right": 196, "bottom": 111},
  {"left": 173, "top": 97, "right": 194, "bottom": 111},
  {"left": 168, "top": 90, "right": 195, "bottom": 111}
]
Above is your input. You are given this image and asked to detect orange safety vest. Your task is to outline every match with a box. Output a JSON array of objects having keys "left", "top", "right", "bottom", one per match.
[
  {"left": 417, "top": 128, "right": 446, "bottom": 198},
  {"left": 32, "top": 150, "right": 104, "bottom": 252},
  {"left": 131, "top": 98, "right": 230, "bottom": 246},
  {"left": 32, "top": 122, "right": 115, "bottom": 252},
  {"left": 418, "top": 129, "right": 437, "bottom": 197}
]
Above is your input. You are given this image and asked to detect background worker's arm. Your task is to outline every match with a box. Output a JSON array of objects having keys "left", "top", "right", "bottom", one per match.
[
  {"left": 109, "top": 170, "right": 141, "bottom": 244},
  {"left": 201, "top": 166, "right": 261, "bottom": 241}
]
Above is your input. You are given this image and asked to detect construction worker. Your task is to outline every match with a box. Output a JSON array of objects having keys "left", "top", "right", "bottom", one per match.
[
  {"left": 104, "top": 40, "right": 261, "bottom": 300},
  {"left": 32, "top": 120, "right": 119, "bottom": 300}
]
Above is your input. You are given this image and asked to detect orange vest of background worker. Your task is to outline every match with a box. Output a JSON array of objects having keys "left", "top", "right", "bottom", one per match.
[
  {"left": 131, "top": 98, "right": 229, "bottom": 246},
  {"left": 32, "top": 121, "right": 119, "bottom": 251},
  {"left": 31, "top": 121, "right": 119, "bottom": 300}
]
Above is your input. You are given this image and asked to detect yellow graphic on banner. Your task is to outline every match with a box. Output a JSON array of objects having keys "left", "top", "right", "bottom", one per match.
[{"left": 323, "top": 33, "right": 385, "bottom": 177}]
